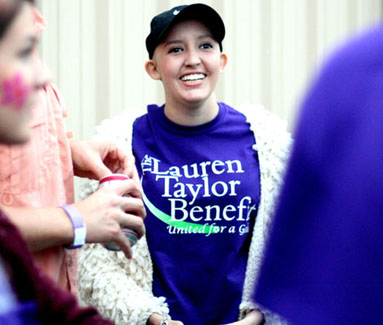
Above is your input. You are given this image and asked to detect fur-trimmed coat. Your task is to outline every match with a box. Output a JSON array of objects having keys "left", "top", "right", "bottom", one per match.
[{"left": 78, "top": 103, "right": 292, "bottom": 324}]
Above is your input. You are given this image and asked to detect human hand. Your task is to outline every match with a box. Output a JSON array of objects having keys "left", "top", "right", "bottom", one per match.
[
  {"left": 70, "top": 139, "right": 138, "bottom": 181},
  {"left": 74, "top": 177, "right": 146, "bottom": 259},
  {"left": 147, "top": 313, "right": 184, "bottom": 325},
  {"left": 222, "top": 310, "right": 264, "bottom": 325}
]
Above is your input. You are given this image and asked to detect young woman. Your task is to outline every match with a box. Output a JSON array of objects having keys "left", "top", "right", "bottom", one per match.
[
  {"left": 0, "top": 2, "right": 146, "bottom": 295},
  {"left": 79, "top": 4, "right": 291, "bottom": 325},
  {"left": 0, "top": 0, "right": 113, "bottom": 323}
]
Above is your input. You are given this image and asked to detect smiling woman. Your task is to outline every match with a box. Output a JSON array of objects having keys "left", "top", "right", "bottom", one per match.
[
  {"left": 145, "top": 19, "right": 227, "bottom": 126},
  {"left": 78, "top": 3, "right": 291, "bottom": 325}
]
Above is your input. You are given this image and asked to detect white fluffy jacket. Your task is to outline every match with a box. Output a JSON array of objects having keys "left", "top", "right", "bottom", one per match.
[{"left": 78, "top": 103, "right": 292, "bottom": 325}]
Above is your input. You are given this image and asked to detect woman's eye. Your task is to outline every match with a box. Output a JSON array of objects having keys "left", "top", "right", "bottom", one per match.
[
  {"left": 19, "top": 47, "right": 33, "bottom": 59},
  {"left": 200, "top": 43, "right": 213, "bottom": 49},
  {"left": 168, "top": 47, "right": 183, "bottom": 54}
]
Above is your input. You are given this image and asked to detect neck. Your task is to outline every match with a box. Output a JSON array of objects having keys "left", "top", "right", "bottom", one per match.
[{"left": 164, "top": 95, "right": 219, "bottom": 126}]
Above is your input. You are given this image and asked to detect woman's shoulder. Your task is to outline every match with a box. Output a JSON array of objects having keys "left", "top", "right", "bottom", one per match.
[
  {"left": 236, "top": 103, "right": 292, "bottom": 161},
  {"left": 232, "top": 103, "right": 290, "bottom": 139}
]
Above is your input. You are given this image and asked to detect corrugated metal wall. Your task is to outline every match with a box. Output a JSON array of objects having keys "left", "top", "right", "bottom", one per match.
[{"left": 36, "top": 0, "right": 382, "bottom": 138}]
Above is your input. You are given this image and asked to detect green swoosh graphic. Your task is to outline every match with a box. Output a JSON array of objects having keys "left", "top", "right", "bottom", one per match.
[{"left": 142, "top": 191, "right": 216, "bottom": 234}]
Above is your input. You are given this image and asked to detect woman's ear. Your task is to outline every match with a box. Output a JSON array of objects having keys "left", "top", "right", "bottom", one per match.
[
  {"left": 219, "top": 53, "right": 228, "bottom": 73},
  {"left": 145, "top": 60, "right": 161, "bottom": 80}
]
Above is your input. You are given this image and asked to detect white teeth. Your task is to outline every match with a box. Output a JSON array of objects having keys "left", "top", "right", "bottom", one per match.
[{"left": 181, "top": 73, "right": 205, "bottom": 82}]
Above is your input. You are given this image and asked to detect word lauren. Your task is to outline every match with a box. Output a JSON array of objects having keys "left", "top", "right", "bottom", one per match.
[{"left": 142, "top": 155, "right": 256, "bottom": 223}]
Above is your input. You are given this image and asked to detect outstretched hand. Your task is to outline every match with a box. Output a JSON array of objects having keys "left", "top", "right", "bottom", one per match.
[{"left": 70, "top": 139, "right": 138, "bottom": 181}]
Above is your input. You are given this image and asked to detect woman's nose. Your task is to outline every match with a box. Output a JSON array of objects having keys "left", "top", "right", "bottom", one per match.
[
  {"left": 184, "top": 48, "right": 201, "bottom": 66},
  {"left": 33, "top": 57, "right": 51, "bottom": 90}
]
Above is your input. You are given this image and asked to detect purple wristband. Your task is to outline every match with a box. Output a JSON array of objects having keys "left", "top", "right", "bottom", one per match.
[{"left": 60, "top": 204, "right": 87, "bottom": 249}]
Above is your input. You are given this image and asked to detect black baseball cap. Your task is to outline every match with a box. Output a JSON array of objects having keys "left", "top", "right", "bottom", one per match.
[{"left": 145, "top": 3, "right": 225, "bottom": 59}]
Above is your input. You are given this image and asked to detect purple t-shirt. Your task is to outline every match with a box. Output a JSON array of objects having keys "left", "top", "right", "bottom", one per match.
[
  {"left": 133, "top": 102, "right": 261, "bottom": 324},
  {"left": 254, "top": 25, "right": 383, "bottom": 324}
]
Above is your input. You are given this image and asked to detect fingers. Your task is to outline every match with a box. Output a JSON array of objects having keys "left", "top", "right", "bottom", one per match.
[
  {"left": 131, "top": 163, "right": 141, "bottom": 185},
  {"left": 93, "top": 156, "right": 113, "bottom": 180},
  {"left": 80, "top": 170, "right": 146, "bottom": 256},
  {"left": 111, "top": 211, "right": 146, "bottom": 259},
  {"left": 98, "top": 185, "right": 146, "bottom": 237},
  {"left": 119, "top": 212, "right": 146, "bottom": 238},
  {"left": 113, "top": 178, "right": 143, "bottom": 199},
  {"left": 118, "top": 195, "right": 146, "bottom": 238},
  {"left": 167, "top": 320, "right": 184, "bottom": 325},
  {"left": 112, "top": 230, "right": 133, "bottom": 259},
  {"left": 117, "top": 147, "right": 136, "bottom": 179},
  {"left": 75, "top": 139, "right": 136, "bottom": 180},
  {"left": 103, "top": 141, "right": 136, "bottom": 179},
  {"left": 120, "top": 196, "right": 146, "bottom": 219}
]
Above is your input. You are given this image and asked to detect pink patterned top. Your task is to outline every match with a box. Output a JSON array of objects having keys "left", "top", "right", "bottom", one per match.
[{"left": 0, "top": 83, "right": 77, "bottom": 293}]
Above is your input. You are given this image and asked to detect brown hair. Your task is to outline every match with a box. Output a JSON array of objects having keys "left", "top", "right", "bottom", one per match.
[{"left": 0, "top": 0, "right": 34, "bottom": 39}]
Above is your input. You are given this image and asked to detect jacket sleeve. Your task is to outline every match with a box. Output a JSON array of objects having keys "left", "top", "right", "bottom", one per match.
[
  {"left": 77, "top": 110, "right": 170, "bottom": 325},
  {"left": 237, "top": 104, "right": 292, "bottom": 325}
]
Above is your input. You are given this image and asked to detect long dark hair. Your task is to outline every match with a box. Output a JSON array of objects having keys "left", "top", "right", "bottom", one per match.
[{"left": 0, "top": 0, "right": 34, "bottom": 39}]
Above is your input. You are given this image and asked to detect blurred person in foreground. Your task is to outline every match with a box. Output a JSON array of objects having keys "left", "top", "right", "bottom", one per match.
[
  {"left": 0, "top": 3, "right": 146, "bottom": 295},
  {"left": 254, "top": 23, "right": 383, "bottom": 324},
  {"left": 0, "top": 0, "right": 116, "bottom": 322}
]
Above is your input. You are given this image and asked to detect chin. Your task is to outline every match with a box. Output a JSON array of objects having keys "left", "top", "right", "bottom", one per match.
[{"left": 181, "top": 94, "right": 210, "bottom": 106}]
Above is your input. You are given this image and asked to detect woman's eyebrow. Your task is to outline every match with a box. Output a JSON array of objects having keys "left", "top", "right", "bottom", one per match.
[{"left": 197, "top": 34, "right": 214, "bottom": 40}]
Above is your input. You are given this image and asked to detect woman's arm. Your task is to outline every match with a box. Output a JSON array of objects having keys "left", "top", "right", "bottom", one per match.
[
  {"left": 1, "top": 204, "right": 75, "bottom": 250},
  {"left": 1, "top": 179, "right": 145, "bottom": 257}
]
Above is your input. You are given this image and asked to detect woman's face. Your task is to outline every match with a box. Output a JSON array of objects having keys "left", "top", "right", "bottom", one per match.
[
  {"left": 148, "top": 19, "right": 227, "bottom": 108},
  {"left": 0, "top": 2, "right": 47, "bottom": 144}
]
